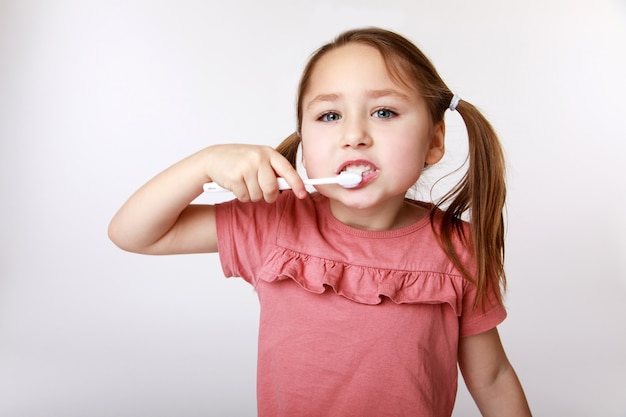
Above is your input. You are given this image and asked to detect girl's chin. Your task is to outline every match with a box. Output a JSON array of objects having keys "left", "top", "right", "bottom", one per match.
[{"left": 326, "top": 190, "right": 406, "bottom": 210}]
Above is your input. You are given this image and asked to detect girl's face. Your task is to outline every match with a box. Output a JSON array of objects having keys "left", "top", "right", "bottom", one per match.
[{"left": 300, "top": 43, "right": 444, "bottom": 229}]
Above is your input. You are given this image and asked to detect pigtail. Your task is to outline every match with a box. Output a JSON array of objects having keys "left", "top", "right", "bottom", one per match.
[
  {"left": 275, "top": 132, "right": 301, "bottom": 169},
  {"left": 433, "top": 99, "right": 507, "bottom": 309}
]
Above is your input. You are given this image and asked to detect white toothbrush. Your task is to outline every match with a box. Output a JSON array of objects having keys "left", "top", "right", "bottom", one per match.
[{"left": 203, "top": 171, "right": 362, "bottom": 193}]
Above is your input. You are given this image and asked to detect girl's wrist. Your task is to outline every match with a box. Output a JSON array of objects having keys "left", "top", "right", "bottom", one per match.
[{"left": 197, "top": 145, "right": 222, "bottom": 183}]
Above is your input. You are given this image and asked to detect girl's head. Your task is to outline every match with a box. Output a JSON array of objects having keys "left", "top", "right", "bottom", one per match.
[
  {"left": 276, "top": 27, "right": 507, "bottom": 308},
  {"left": 298, "top": 38, "right": 446, "bottom": 215}
]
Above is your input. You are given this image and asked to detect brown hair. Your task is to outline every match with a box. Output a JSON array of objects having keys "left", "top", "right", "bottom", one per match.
[{"left": 275, "top": 27, "right": 506, "bottom": 309}]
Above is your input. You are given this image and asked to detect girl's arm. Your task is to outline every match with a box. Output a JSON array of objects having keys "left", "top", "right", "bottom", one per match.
[
  {"left": 458, "top": 327, "right": 532, "bottom": 417},
  {"left": 108, "top": 144, "right": 307, "bottom": 255}
]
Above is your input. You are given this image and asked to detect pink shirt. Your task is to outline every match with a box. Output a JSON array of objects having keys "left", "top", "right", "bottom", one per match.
[{"left": 216, "top": 192, "right": 506, "bottom": 417}]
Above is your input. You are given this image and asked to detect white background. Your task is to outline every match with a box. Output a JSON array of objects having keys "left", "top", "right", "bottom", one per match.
[{"left": 1, "top": 0, "right": 625, "bottom": 416}]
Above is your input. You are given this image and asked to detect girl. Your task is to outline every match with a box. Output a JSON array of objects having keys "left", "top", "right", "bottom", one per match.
[{"left": 109, "top": 27, "right": 531, "bottom": 417}]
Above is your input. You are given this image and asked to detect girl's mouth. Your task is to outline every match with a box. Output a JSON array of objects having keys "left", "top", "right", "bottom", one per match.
[{"left": 337, "top": 160, "right": 380, "bottom": 187}]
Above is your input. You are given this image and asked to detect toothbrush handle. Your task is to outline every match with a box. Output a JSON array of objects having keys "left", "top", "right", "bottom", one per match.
[
  {"left": 203, "top": 178, "right": 292, "bottom": 193},
  {"left": 276, "top": 178, "right": 291, "bottom": 190}
]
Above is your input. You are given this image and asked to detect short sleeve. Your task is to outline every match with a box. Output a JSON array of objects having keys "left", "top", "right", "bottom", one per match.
[
  {"left": 215, "top": 193, "right": 288, "bottom": 285},
  {"left": 459, "top": 280, "right": 507, "bottom": 337}
]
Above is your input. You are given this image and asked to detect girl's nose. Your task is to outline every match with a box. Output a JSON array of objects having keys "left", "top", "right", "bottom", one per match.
[{"left": 341, "top": 116, "right": 372, "bottom": 148}]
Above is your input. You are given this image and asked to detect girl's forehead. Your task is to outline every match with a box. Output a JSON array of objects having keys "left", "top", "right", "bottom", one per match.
[
  {"left": 313, "top": 43, "right": 387, "bottom": 77},
  {"left": 305, "top": 43, "right": 417, "bottom": 97}
]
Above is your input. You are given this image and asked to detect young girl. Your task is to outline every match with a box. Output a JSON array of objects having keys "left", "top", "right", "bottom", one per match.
[{"left": 109, "top": 27, "right": 531, "bottom": 417}]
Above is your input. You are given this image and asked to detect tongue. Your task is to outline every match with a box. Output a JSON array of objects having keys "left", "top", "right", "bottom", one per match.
[{"left": 360, "top": 170, "right": 377, "bottom": 181}]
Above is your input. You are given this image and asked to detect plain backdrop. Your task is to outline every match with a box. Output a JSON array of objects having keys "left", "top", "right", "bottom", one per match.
[{"left": 1, "top": 0, "right": 625, "bottom": 416}]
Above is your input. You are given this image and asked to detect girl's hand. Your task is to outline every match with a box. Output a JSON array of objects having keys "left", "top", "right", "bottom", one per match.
[{"left": 205, "top": 144, "right": 307, "bottom": 202}]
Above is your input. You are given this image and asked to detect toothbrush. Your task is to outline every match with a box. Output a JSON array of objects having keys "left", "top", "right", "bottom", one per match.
[{"left": 203, "top": 171, "right": 362, "bottom": 193}]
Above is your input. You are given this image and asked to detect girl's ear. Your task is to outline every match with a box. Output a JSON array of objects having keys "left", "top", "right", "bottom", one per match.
[
  {"left": 425, "top": 121, "right": 445, "bottom": 165},
  {"left": 299, "top": 141, "right": 307, "bottom": 170},
  {"left": 297, "top": 140, "right": 311, "bottom": 180}
]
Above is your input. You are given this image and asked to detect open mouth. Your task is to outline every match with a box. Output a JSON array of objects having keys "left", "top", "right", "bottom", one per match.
[
  {"left": 341, "top": 164, "right": 374, "bottom": 176},
  {"left": 338, "top": 161, "right": 380, "bottom": 185}
]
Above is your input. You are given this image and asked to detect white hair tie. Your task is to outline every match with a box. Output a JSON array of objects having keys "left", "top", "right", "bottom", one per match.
[{"left": 449, "top": 94, "right": 461, "bottom": 111}]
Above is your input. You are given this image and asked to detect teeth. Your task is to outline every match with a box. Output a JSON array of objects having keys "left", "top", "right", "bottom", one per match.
[{"left": 342, "top": 164, "right": 374, "bottom": 176}]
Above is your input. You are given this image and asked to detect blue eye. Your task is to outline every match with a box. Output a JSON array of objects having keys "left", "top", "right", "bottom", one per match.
[
  {"left": 319, "top": 112, "right": 341, "bottom": 122},
  {"left": 373, "top": 108, "right": 396, "bottom": 119}
]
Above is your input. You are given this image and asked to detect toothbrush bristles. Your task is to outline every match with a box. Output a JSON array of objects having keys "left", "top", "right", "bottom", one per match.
[{"left": 337, "top": 172, "right": 362, "bottom": 188}]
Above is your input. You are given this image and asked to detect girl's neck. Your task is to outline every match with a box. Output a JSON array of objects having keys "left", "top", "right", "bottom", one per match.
[{"left": 327, "top": 196, "right": 429, "bottom": 231}]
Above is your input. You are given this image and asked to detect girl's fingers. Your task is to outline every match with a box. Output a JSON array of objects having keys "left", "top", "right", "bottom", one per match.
[
  {"left": 257, "top": 163, "right": 280, "bottom": 203},
  {"left": 244, "top": 171, "right": 265, "bottom": 202},
  {"left": 205, "top": 144, "right": 306, "bottom": 201},
  {"left": 228, "top": 178, "right": 252, "bottom": 202},
  {"left": 269, "top": 152, "right": 307, "bottom": 199}
]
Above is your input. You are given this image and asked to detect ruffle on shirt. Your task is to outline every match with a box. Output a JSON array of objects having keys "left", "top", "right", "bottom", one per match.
[{"left": 258, "top": 247, "right": 465, "bottom": 316}]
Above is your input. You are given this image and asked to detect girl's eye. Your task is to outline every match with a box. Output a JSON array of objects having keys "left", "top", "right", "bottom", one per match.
[
  {"left": 372, "top": 108, "right": 396, "bottom": 119},
  {"left": 318, "top": 112, "right": 341, "bottom": 122}
]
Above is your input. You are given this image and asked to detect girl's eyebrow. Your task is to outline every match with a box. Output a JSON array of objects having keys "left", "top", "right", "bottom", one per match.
[
  {"left": 366, "top": 89, "right": 411, "bottom": 101},
  {"left": 305, "top": 89, "right": 410, "bottom": 110},
  {"left": 305, "top": 93, "right": 340, "bottom": 110}
]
